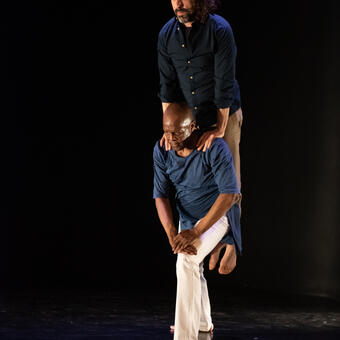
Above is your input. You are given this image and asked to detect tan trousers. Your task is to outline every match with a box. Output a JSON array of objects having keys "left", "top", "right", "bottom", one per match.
[{"left": 224, "top": 107, "right": 243, "bottom": 190}]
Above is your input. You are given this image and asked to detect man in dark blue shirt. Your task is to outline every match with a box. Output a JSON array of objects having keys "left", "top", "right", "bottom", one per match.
[
  {"left": 153, "top": 102, "right": 241, "bottom": 339},
  {"left": 157, "top": 0, "right": 243, "bottom": 275}
]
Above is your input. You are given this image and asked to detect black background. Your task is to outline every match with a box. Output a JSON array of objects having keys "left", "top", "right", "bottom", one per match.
[{"left": 1, "top": 1, "right": 339, "bottom": 300}]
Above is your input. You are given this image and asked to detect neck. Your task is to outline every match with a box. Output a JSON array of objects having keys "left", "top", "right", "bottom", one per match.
[
  {"left": 184, "top": 21, "right": 193, "bottom": 27},
  {"left": 176, "top": 148, "right": 191, "bottom": 157}
]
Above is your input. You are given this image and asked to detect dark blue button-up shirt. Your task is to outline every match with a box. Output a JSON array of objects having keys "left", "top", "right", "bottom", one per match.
[{"left": 158, "top": 14, "right": 241, "bottom": 128}]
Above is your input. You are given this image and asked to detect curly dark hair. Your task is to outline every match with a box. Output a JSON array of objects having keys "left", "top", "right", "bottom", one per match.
[{"left": 192, "top": 0, "right": 221, "bottom": 23}]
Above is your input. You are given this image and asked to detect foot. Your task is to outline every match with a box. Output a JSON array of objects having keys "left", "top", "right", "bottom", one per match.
[
  {"left": 208, "top": 242, "right": 237, "bottom": 275},
  {"left": 170, "top": 323, "right": 214, "bottom": 334},
  {"left": 200, "top": 323, "right": 214, "bottom": 334},
  {"left": 218, "top": 243, "right": 236, "bottom": 275},
  {"left": 208, "top": 242, "right": 225, "bottom": 270}
]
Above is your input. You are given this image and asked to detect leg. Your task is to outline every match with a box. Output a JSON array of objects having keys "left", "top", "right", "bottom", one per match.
[
  {"left": 209, "top": 108, "right": 243, "bottom": 275},
  {"left": 174, "top": 216, "right": 229, "bottom": 340},
  {"left": 199, "top": 262, "right": 212, "bottom": 332},
  {"left": 170, "top": 265, "right": 214, "bottom": 334}
]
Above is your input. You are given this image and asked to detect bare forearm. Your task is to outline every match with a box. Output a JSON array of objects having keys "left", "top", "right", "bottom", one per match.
[
  {"left": 193, "top": 193, "right": 238, "bottom": 236},
  {"left": 216, "top": 107, "right": 230, "bottom": 133},
  {"left": 155, "top": 197, "right": 177, "bottom": 239}
]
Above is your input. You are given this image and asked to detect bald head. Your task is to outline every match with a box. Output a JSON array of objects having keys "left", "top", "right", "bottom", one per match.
[
  {"left": 163, "top": 102, "right": 194, "bottom": 127},
  {"left": 163, "top": 102, "right": 196, "bottom": 151}
]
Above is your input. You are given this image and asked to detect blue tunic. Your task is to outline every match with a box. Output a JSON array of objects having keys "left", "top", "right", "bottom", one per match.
[{"left": 153, "top": 138, "right": 242, "bottom": 254}]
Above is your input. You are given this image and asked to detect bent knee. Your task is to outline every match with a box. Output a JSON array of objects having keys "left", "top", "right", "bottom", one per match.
[{"left": 176, "top": 253, "right": 199, "bottom": 269}]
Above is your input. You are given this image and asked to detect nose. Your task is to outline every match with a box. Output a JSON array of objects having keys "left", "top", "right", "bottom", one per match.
[{"left": 176, "top": 0, "right": 183, "bottom": 8}]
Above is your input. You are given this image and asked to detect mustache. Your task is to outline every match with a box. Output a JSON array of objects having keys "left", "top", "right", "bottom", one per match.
[{"left": 175, "top": 8, "right": 190, "bottom": 14}]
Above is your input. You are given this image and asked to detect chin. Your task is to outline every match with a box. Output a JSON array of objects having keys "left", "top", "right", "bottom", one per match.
[
  {"left": 177, "top": 15, "right": 189, "bottom": 23},
  {"left": 171, "top": 144, "right": 182, "bottom": 151}
]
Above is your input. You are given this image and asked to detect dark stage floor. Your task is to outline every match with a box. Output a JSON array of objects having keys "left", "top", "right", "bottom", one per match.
[{"left": 0, "top": 288, "right": 339, "bottom": 340}]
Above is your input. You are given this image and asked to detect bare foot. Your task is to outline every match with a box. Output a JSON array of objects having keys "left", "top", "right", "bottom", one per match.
[
  {"left": 208, "top": 242, "right": 237, "bottom": 275},
  {"left": 218, "top": 243, "right": 236, "bottom": 275},
  {"left": 208, "top": 242, "right": 225, "bottom": 270}
]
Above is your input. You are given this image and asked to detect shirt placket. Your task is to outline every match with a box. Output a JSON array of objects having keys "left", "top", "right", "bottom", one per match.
[{"left": 176, "top": 23, "right": 198, "bottom": 114}]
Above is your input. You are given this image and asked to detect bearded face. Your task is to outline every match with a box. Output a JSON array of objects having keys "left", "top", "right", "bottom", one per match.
[{"left": 171, "top": 0, "right": 196, "bottom": 24}]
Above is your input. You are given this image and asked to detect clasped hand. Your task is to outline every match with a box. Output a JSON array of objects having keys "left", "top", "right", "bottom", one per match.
[{"left": 172, "top": 229, "right": 200, "bottom": 254}]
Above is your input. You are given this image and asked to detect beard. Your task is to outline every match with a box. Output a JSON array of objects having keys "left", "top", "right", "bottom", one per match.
[{"left": 175, "top": 8, "right": 195, "bottom": 24}]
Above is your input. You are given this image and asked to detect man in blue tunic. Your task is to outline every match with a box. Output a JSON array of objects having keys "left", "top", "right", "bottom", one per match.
[
  {"left": 157, "top": 0, "right": 243, "bottom": 275},
  {"left": 153, "top": 102, "right": 241, "bottom": 339}
]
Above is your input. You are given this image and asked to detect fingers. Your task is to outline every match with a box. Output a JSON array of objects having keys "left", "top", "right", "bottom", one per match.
[
  {"left": 186, "top": 244, "right": 197, "bottom": 252},
  {"left": 197, "top": 132, "right": 215, "bottom": 152},
  {"left": 180, "top": 249, "right": 195, "bottom": 255},
  {"left": 185, "top": 245, "right": 197, "bottom": 255},
  {"left": 160, "top": 134, "right": 171, "bottom": 151},
  {"left": 172, "top": 235, "right": 189, "bottom": 253},
  {"left": 160, "top": 134, "right": 165, "bottom": 147},
  {"left": 164, "top": 134, "right": 170, "bottom": 151},
  {"left": 165, "top": 138, "right": 171, "bottom": 151},
  {"left": 178, "top": 245, "right": 197, "bottom": 255},
  {"left": 173, "top": 240, "right": 188, "bottom": 254},
  {"left": 197, "top": 132, "right": 209, "bottom": 151},
  {"left": 202, "top": 134, "right": 215, "bottom": 152},
  {"left": 196, "top": 135, "right": 205, "bottom": 149},
  {"left": 172, "top": 232, "right": 197, "bottom": 255},
  {"left": 180, "top": 249, "right": 196, "bottom": 255},
  {"left": 172, "top": 230, "right": 198, "bottom": 253}
]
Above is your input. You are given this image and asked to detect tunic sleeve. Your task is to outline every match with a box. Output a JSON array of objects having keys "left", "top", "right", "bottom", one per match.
[
  {"left": 153, "top": 142, "right": 170, "bottom": 198},
  {"left": 207, "top": 139, "right": 242, "bottom": 254},
  {"left": 208, "top": 139, "right": 240, "bottom": 194}
]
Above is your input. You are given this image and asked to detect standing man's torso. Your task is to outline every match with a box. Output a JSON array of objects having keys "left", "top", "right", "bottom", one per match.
[{"left": 158, "top": 14, "right": 241, "bottom": 128}]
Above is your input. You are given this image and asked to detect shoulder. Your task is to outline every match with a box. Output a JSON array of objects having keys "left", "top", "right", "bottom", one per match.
[
  {"left": 207, "top": 138, "right": 232, "bottom": 159},
  {"left": 208, "top": 14, "right": 232, "bottom": 31},
  {"left": 210, "top": 137, "right": 229, "bottom": 150},
  {"left": 153, "top": 141, "right": 168, "bottom": 162},
  {"left": 158, "top": 17, "right": 177, "bottom": 40},
  {"left": 208, "top": 14, "right": 234, "bottom": 40}
]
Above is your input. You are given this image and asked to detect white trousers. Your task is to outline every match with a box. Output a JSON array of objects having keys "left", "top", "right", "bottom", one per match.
[{"left": 174, "top": 216, "right": 229, "bottom": 340}]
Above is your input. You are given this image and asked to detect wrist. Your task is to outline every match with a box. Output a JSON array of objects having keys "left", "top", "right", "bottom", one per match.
[
  {"left": 214, "top": 127, "right": 225, "bottom": 138},
  {"left": 192, "top": 225, "right": 202, "bottom": 238},
  {"left": 166, "top": 226, "right": 177, "bottom": 239}
]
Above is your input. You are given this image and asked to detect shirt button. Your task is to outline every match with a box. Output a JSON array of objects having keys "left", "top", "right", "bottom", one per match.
[
  {"left": 194, "top": 106, "right": 198, "bottom": 110},
  {"left": 181, "top": 44, "right": 185, "bottom": 48},
  {"left": 177, "top": 27, "right": 180, "bottom": 31},
  {"left": 187, "top": 60, "right": 191, "bottom": 64},
  {"left": 189, "top": 76, "right": 193, "bottom": 79},
  {"left": 191, "top": 91, "right": 195, "bottom": 95}
]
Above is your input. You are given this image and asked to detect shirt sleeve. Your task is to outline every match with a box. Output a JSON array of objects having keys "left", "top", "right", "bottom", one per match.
[
  {"left": 208, "top": 139, "right": 240, "bottom": 194},
  {"left": 214, "top": 22, "right": 237, "bottom": 109},
  {"left": 153, "top": 142, "right": 171, "bottom": 198},
  {"left": 222, "top": 229, "right": 235, "bottom": 245},
  {"left": 157, "top": 31, "right": 185, "bottom": 103}
]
